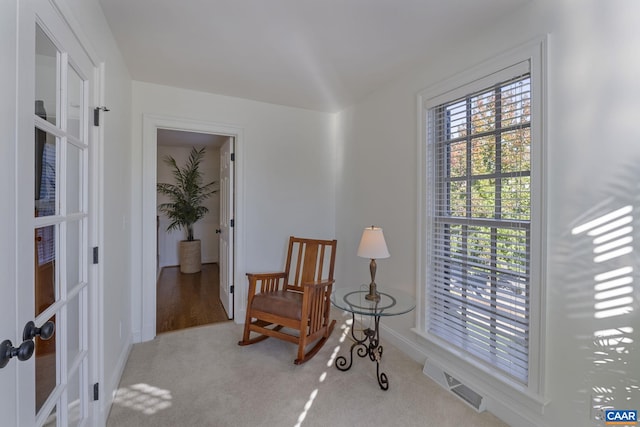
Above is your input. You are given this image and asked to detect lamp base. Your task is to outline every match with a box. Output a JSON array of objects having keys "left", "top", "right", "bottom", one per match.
[{"left": 365, "top": 282, "right": 380, "bottom": 302}]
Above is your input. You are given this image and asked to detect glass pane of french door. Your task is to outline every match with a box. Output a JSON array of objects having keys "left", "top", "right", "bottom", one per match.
[
  {"left": 34, "top": 130, "right": 56, "bottom": 218},
  {"left": 32, "top": 20, "right": 90, "bottom": 426},
  {"left": 35, "top": 25, "right": 57, "bottom": 127}
]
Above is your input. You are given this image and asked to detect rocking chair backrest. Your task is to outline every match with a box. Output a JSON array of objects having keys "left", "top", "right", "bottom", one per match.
[{"left": 284, "top": 237, "right": 337, "bottom": 292}]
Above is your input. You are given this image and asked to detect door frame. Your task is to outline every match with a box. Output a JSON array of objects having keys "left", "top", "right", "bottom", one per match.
[{"left": 140, "top": 114, "right": 245, "bottom": 342}]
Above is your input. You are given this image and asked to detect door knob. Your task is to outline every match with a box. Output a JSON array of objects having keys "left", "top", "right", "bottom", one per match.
[
  {"left": 215, "top": 229, "right": 222, "bottom": 234},
  {"left": 0, "top": 339, "right": 35, "bottom": 369},
  {"left": 0, "top": 320, "right": 54, "bottom": 369},
  {"left": 23, "top": 320, "right": 55, "bottom": 341}
]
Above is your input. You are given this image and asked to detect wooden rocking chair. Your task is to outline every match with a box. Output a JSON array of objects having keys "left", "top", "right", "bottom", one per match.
[{"left": 238, "top": 236, "right": 337, "bottom": 364}]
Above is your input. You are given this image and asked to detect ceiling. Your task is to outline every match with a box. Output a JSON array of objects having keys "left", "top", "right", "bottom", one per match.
[{"left": 99, "top": 0, "right": 530, "bottom": 113}]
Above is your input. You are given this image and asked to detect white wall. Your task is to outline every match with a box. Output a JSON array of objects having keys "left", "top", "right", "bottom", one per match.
[
  {"left": 156, "top": 145, "right": 220, "bottom": 267},
  {"left": 335, "top": 1, "right": 639, "bottom": 426},
  {"left": 55, "top": 0, "right": 134, "bottom": 423},
  {"left": 131, "top": 81, "right": 336, "bottom": 336}
]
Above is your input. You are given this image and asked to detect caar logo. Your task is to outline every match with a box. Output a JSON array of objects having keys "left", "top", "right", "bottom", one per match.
[{"left": 605, "top": 410, "right": 637, "bottom": 425}]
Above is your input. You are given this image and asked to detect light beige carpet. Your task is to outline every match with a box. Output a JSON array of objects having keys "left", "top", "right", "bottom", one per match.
[{"left": 107, "top": 310, "right": 508, "bottom": 427}]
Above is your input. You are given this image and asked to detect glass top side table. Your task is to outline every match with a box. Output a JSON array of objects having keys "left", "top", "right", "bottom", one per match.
[{"left": 331, "top": 286, "right": 415, "bottom": 390}]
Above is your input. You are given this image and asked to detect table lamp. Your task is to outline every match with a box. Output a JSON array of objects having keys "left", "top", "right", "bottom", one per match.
[{"left": 357, "top": 226, "right": 390, "bottom": 301}]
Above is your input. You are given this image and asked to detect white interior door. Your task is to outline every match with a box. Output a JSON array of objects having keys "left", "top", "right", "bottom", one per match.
[
  {"left": 219, "top": 138, "right": 234, "bottom": 318},
  {"left": 9, "top": 1, "right": 96, "bottom": 425}
]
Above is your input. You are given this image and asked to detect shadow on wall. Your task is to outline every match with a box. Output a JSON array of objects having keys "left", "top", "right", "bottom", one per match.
[
  {"left": 549, "top": 3, "right": 640, "bottom": 423},
  {"left": 559, "top": 160, "right": 640, "bottom": 425}
]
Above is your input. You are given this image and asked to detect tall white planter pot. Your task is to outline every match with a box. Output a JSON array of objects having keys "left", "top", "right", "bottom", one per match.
[{"left": 179, "top": 240, "right": 202, "bottom": 273}]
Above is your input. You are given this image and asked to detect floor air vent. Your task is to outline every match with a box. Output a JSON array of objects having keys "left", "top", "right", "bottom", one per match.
[{"left": 423, "top": 360, "right": 486, "bottom": 412}]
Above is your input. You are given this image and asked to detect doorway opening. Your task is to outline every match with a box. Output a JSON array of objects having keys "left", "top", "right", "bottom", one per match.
[
  {"left": 140, "top": 114, "right": 244, "bottom": 342},
  {"left": 155, "top": 129, "right": 231, "bottom": 333}
]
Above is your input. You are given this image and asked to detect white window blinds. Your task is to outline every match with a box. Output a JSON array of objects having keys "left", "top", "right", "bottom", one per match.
[{"left": 425, "top": 66, "right": 532, "bottom": 384}]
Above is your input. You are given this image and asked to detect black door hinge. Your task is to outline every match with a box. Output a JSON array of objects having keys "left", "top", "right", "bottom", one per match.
[
  {"left": 230, "top": 285, "right": 234, "bottom": 294},
  {"left": 230, "top": 153, "right": 235, "bottom": 161},
  {"left": 93, "top": 383, "right": 99, "bottom": 401},
  {"left": 230, "top": 219, "right": 234, "bottom": 227},
  {"left": 93, "top": 106, "right": 110, "bottom": 127},
  {"left": 93, "top": 247, "right": 99, "bottom": 264}
]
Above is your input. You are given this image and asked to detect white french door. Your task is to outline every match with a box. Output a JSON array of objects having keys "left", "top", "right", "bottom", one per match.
[
  {"left": 219, "top": 137, "right": 234, "bottom": 319},
  {"left": 7, "top": 1, "right": 97, "bottom": 425}
]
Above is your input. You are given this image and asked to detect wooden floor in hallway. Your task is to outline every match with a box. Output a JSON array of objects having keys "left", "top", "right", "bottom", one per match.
[{"left": 156, "top": 263, "right": 230, "bottom": 334}]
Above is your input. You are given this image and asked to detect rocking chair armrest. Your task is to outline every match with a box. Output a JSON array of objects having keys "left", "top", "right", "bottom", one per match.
[
  {"left": 246, "top": 272, "right": 287, "bottom": 280},
  {"left": 246, "top": 272, "right": 287, "bottom": 296},
  {"left": 301, "top": 279, "right": 335, "bottom": 290}
]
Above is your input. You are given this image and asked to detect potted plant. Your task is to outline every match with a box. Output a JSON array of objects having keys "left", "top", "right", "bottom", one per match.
[{"left": 157, "top": 146, "right": 217, "bottom": 273}]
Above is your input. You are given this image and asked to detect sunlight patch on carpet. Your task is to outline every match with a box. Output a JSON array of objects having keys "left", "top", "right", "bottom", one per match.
[
  {"left": 295, "top": 388, "right": 319, "bottom": 426},
  {"left": 113, "top": 383, "right": 172, "bottom": 415},
  {"left": 294, "top": 317, "right": 351, "bottom": 426},
  {"left": 327, "top": 319, "right": 350, "bottom": 367}
]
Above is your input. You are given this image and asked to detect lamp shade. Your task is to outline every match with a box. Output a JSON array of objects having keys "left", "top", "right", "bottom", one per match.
[{"left": 357, "top": 226, "right": 390, "bottom": 259}]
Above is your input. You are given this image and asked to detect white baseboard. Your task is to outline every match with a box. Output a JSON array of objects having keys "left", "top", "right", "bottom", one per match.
[{"left": 101, "top": 332, "right": 133, "bottom": 424}]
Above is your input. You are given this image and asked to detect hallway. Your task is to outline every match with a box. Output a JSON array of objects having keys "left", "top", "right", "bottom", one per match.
[{"left": 156, "top": 263, "right": 230, "bottom": 334}]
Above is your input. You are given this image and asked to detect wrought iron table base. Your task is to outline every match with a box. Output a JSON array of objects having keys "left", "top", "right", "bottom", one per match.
[{"left": 335, "top": 312, "right": 389, "bottom": 390}]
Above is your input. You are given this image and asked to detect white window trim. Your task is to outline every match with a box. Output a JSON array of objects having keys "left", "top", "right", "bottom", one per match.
[{"left": 414, "top": 36, "right": 549, "bottom": 413}]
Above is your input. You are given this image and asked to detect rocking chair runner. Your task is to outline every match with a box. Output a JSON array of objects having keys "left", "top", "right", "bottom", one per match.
[{"left": 238, "top": 236, "right": 337, "bottom": 364}]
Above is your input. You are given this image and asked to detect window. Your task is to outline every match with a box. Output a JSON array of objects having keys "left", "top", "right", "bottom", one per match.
[{"left": 422, "top": 56, "right": 542, "bottom": 387}]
